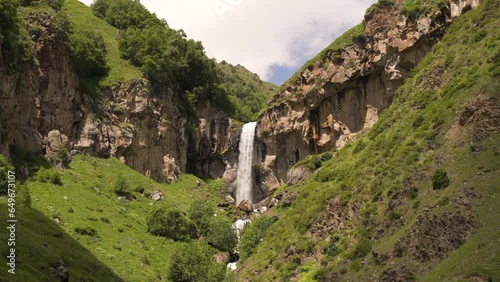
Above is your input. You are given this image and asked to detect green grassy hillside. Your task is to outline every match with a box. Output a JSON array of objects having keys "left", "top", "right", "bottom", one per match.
[
  {"left": 217, "top": 62, "right": 277, "bottom": 122},
  {"left": 0, "top": 155, "right": 234, "bottom": 281},
  {"left": 238, "top": 0, "right": 500, "bottom": 280},
  {"left": 62, "top": 0, "right": 143, "bottom": 87}
]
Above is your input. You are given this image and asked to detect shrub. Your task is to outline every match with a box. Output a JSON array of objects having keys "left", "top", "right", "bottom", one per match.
[
  {"left": 68, "top": 28, "right": 108, "bottom": 79},
  {"left": 17, "top": 184, "right": 32, "bottom": 208},
  {"left": 147, "top": 207, "right": 196, "bottom": 241},
  {"left": 206, "top": 217, "right": 238, "bottom": 253},
  {"left": 377, "top": 0, "right": 395, "bottom": 6},
  {"left": 168, "top": 243, "right": 232, "bottom": 282},
  {"left": 324, "top": 235, "right": 343, "bottom": 257},
  {"left": 188, "top": 200, "right": 214, "bottom": 235},
  {"left": 74, "top": 227, "right": 97, "bottom": 236},
  {"left": 388, "top": 210, "right": 402, "bottom": 220},
  {"left": 36, "top": 167, "right": 62, "bottom": 185},
  {"left": 348, "top": 237, "right": 372, "bottom": 260},
  {"left": 239, "top": 216, "right": 277, "bottom": 260},
  {"left": 432, "top": 169, "right": 450, "bottom": 189},
  {"left": 438, "top": 196, "right": 450, "bottom": 206},
  {"left": 320, "top": 152, "right": 333, "bottom": 162},
  {"left": 0, "top": 0, "right": 34, "bottom": 71},
  {"left": 113, "top": 176, "right": 135, "bottom": 199},
  {"left": 48, "top": 0, "right": 64, "bottom": 11},
  {"left": 401, "top": 0, "right": 427, "bottom": 21},
  {"left": 0, "top": 155, "right": 14, "bottom": 196},
  {"left": 295, "top": 155, "right": 322, "bottom": 171}
]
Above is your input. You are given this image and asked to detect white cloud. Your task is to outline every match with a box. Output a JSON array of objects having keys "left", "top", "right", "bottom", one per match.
[{"left": 79, "top": 0, "right": 376, "bottom": 82}]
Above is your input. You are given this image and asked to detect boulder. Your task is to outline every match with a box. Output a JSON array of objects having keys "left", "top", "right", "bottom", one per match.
[
  {"left": 50, "top": 262, "right": 69, "bottom": 282},
  {"left": 238, "top": 200, "right": 253, "bottom": 212},
  {"left": 148, "top": 191, "right": 164, "bottom": 201},
  {"left": 225, "top": 194, "right": 235, "bottom": 204},
  {"left": 287, "top": 166, "right": 312, "bottom": 185}
]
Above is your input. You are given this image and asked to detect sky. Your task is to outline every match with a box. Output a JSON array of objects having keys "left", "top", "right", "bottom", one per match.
[{"left": 80, "top": 0, "right": 377, "bottom": 85}]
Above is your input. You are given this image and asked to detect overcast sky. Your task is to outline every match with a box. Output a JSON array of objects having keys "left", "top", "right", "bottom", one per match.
[{"left": 80, "top": 0, "right": 376, "bottom": 85}]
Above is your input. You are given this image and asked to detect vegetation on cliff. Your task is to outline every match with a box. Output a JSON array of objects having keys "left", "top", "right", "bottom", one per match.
[{"left": 239, "top": 0, "right": 500, "bottom": 280}]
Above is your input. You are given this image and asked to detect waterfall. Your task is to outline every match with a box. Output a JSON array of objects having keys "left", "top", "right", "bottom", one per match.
[{"left": 236, "top": 122, "right": 257, "bottom": 206}]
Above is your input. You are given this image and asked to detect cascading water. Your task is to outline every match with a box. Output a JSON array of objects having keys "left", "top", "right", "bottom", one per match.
[{"left": 236, "top": 122, "right": 257, "bottom": 206}]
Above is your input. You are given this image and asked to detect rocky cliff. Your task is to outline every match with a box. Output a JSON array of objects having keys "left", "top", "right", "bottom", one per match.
[
  {"left": 255, "top": 0, "right": 480, "bottom": 184},
  {"left": 0, "top": 11, "right": 239, "bottom": 183}
]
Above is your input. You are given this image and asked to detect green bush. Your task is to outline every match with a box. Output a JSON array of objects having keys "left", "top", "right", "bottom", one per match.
[
  {"left": 36, "top": 167, "right": 62, "bottom": 185},
  {"left": 206, "top": 217, "right": 238, "bottom": 253},
  {"left": 239, "top": 216, "right": 277, "bottom": 260},
  {"left": 147, "top": 207, "right": 196, "bottom": 241},
  {"left": 17, "top": 184, "right": 32, "bottom": 208},
  {"left": 347, "top": 237, "right": 372, "bottom": 260},
  {"left": 388, "top": 210, "right": 402, "bottom": 220},
  {"left": 324, "top": 235, "right": 342, "bottom": 257},
  {"left": 320, "top": 152, "right": 333, "bottom": 162},
  {"left": 377, "top": 0, "right": 395, "bottom": 6},
  {"left": 68, "top": 28, "right": 108, "bottom": 79},
  {"left": 188, "top": 200, "right": 214, "bottom": 235},
  {"left": 74, "top": 227, "right": 97, "bottom": 236},
  {"left": 295, "top": 155, "right": 322, "bottom": 171},
  {"left": 432, "top": 169, "right": 450, "bottom": 189},
  {"left": 0, "top": 155, "right": 14, "bottom": 196},
  {"left": 0, "top": 0, "right": 34, "bottom": 71},
  {"left": 168, "top": 243, "right": 232, "bottom": 282},
  {"left": 48, "top": 0, "right": 64, "bottom": 11},
  {"left": 113, "top": 176, "right": 129, "bottom": 194},
  {"left": 401, "top": 0, "right": 427, "bottom": 21}
]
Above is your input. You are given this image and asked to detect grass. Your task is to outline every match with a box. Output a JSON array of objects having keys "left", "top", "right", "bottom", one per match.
[
  {"left": 239, "top": 0, "right": 500, "bottom": 280},
  {"left": 0, "top": 155, "right": 227, "bottom": 281},
  {"left": 0, "top": 204, "right": 124, "bottom": 282},
  {"left": 217, "top": 62, "right": 277, "bottom": 122}
]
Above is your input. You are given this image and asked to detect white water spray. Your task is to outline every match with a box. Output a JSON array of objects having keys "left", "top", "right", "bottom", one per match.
[{"left": 236, "top": 122, "right": 257, "bottom": 206}]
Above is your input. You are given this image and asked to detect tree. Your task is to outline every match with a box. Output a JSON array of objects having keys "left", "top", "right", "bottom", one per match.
[
  {"left": 68, "top": 29, "right": 108, "bottom": 79},
  {"left": 168, "top": 242, "right": 233, "bottom": 282},
  {"left": 188, "top": 200, "right": 214, "bottom": 235},
  {"left": 147, "top": 207, "right": 196, "bottom": 241},
  {"left": 432, "top": 169, "right": 450, "bottom": 190},
  {"left": 206, "top": 217, "right": 238, "bottom": 253}
]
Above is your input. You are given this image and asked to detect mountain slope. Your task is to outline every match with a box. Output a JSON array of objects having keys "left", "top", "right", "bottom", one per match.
[
  {"left": 217, "top": 61, "right": 277, "bottom": 122},
  {"left": 0, "top": 155, "right": 235, "bottom": 281},
  {"left": 239, "top": 0, "right": 499, "bottom": 280}
]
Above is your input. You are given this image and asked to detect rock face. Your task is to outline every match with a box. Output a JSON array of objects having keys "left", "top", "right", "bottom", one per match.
[
  {"left": 255, "top": 0, "right": 480, "bottom": 182},
  {"left": 0, "top": 13, "right": 240, "bottom": 183}
]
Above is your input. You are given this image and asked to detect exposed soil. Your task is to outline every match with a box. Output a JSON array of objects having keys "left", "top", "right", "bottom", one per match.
[
  {"left": 309, "top": 195, "right": 358, "bottom": 239},
  {"left": 459, "top": 96, "right": 500, "bottom": 142},
  {"left": 393, "top": 211, "right": 476, "bottom": 262}
]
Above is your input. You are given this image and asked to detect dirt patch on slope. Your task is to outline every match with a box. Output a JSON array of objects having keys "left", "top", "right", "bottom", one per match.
[
  {"left": 309, "top": 195, "right": 358, "bottom": 238},
  {"left": 459, "top": 96, "right": 500, "bottom": 142},
  {"left": 393, "top": 211, "right": 476, "bottom": 262}
]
